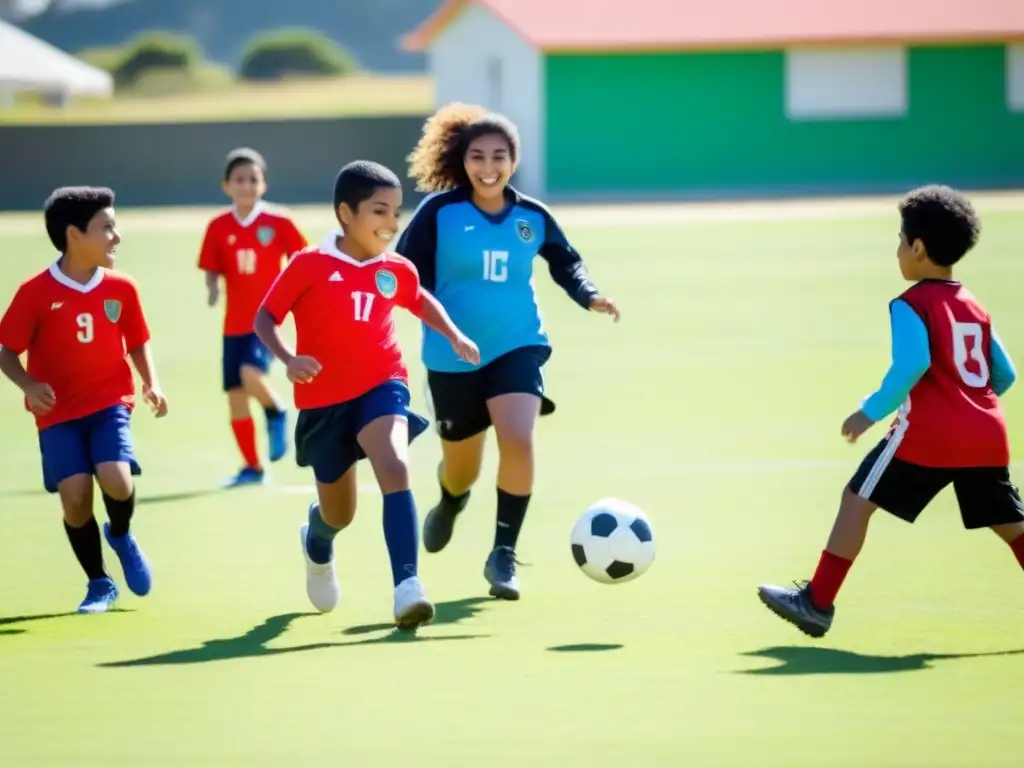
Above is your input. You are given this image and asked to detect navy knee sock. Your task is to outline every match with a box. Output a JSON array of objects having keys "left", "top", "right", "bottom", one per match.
[
  {"left": 305, "top": 503, "right": 340, "bottom": 565},
  {"left": 382, "top": 490, "right": 418, "bottom": 586}
]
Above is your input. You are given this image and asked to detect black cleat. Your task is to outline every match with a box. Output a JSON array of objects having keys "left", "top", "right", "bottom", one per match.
[
  {"left": 757, "top": 580, "right": 834, "bottom": 638},
  {"left": 423, "top": 502, "right": 460, "bottom": 553}
]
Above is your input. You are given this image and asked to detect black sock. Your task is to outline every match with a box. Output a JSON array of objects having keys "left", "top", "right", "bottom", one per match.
[
  {"left": 264, "top": 404, "right": 284, "bottom": 420},
  {"left": 64, "top": 518, "right": 107, "bottom": 580},
  {"left": 440, "top": 481, "right": 470, "bottom": 514},
  {"left": 103, "top": 489, "right": 135, "bottom": 538},
  {"left": 494, "top": 489, "right": 530, "bottom": 550}
]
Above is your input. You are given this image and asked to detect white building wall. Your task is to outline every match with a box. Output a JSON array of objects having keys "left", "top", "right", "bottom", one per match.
[{"left": 427, "top": 4, "right": 544, "bottom": 196}]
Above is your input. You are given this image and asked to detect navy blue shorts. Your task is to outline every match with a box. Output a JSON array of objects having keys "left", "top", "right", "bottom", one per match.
[
  {"left": 294, "top": 380, "right": 430, "bottom": 484},
  {"left": 426, "top": 344, "right": 555, "bottom": 442},
  {"left": 222, "top": 333, "right": 272, "bottom": 391},
  {"left": 37, "top": 404, "right": 142, "bottom": 494}
]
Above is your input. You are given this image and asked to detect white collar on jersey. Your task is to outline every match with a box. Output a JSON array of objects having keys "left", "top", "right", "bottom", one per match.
[
  {"left": 49, "top": 259, "right": 104, "bottom": 293},
  {"left": 317, "top": 230, "right": 386, "bottom": 267},
  {"left": 231, "top": 201, "right": 265, "bottom": 228}
]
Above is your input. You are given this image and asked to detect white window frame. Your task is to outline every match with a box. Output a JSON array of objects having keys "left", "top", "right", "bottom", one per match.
[
  {"left": 785, "top": 47, "right": 908, "bottom": 120},
  {"left": 1007, "top": 45, "right": 1024, "bottom": 112}
]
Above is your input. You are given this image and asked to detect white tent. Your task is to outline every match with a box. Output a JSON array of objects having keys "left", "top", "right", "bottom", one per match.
[{"left": 0, "top": 18, "right": 112, "bottom": 96}]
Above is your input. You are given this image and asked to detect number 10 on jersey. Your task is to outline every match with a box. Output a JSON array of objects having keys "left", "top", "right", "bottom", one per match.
[{"left": 482, "top": 250, "right": 508, "bottom": 282}]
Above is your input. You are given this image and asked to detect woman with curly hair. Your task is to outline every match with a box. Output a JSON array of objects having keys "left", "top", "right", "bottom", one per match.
[{"left": 396, "top": 102, "right": 620, "bottom": 600}]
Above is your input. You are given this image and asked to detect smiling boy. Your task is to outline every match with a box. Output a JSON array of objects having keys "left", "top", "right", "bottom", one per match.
[{"left": 0, "top": 186, "right": 168, "bottom": 614}]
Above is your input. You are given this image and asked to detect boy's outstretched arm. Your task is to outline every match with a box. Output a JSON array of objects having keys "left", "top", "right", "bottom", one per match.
[
  {"left": 0, "top": 346, "right": 37, "bottom": 392},
  {"left": 254, "top": 307, "right": 295, "bottom": 365},
  {"left": 128, "top": 343, "right": 168, "bottom": 417},
  {"left": 254, "top": 307, "right": 321, "bottom": 382},
  {"left": 991, "top": 328, "right": 1017, "bottom": 396},
  {"left": 204, "top": 271, "right": 220, "bottom": 307},
  {"left": 416, "top": 291, "right": 480, "bottom": 365},
  {"left": 843, "top": 300, "right": 930, "bottom": 441},
  {"left": 0, "top": 346, "right": 55, "bottom": 413}
]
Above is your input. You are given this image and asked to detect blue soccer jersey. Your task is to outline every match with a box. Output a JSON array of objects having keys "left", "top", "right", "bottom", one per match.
[{"left": 396, "top": 186, "right": 597, "bottom": 372}]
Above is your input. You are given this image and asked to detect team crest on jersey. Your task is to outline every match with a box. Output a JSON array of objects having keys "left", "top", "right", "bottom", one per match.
[
  {"left": 375, "top": 269, "right": 398, "bottom": 298},
  {"left": 104, "top": 300, "right": 121, "bottom": 323},
  {"left": 256, "top": 226, "right": 275, "bottom": 246},
  {"left": 515, "top": 219, "right": 534, "bottom": 244}
]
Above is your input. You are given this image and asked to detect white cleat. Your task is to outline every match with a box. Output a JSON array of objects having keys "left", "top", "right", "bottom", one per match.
[
  {"left": 299, "top": 524, "right": 340, "bottom": 613},
  {"left": 393, "top": 576, "right": 435, "bottom": 630}
]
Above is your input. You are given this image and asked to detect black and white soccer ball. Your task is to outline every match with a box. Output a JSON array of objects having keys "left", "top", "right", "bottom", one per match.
[{"left": 570, "top": 498, "right": 655, "bottom": 584}]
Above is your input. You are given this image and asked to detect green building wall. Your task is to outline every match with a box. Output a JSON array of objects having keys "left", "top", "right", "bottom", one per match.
[{"left": 544, "top": 45, "right": 1024, "bottom": 197}]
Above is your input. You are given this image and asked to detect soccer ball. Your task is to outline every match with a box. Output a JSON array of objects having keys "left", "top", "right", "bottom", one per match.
[{"left": 570, "top": 498, "right": 655, "bottom": 584}]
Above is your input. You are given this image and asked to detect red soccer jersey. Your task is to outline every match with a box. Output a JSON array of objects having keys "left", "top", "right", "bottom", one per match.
[
  {"left": 0, "top": 263, "right": 151, "bottom": 430},
  {"left": 888, "top": 280, "right": 1009, "bottom": 468},
  {"left": 260, "top": 232, "right": 424, "bottom": 410},
  {"left": 197, "top": 204, "right": 307, "bottom": 336}
]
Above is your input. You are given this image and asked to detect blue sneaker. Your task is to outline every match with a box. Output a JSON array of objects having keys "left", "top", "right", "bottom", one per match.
[
  {"left": 223, "top": 466, "right": 265, "bottom": 488},
  {"left": 78, "top": 577, "right": 119, "bottom": 614},
  {"left": 103, "top": 523, "right": 152, "bottom": 597},
  {"left": 267, "top": 411, "right": 289, "bottom": 463},
  {"left": 484, "top": 546, "right": 521, "bottom": 601}
]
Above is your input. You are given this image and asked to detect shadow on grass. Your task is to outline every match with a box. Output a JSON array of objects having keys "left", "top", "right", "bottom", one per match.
[
  {"left": 548, "top": 643, "right": 624, "bottom": 653},
  {"left": 99, "top": 598, "right": 493, "bottom": 668},
  {"left": 0, "top": 611, "right": 84, "bottom": 638},
  {"left": 0, "top": 487, "right": 224, "bottom": 506},
  {"left": 0, "top": 488, "right": 47, "bottom": 500},
  {"left": 341, "top": 596, "right": 491, "bottom": 637},
  {"left": 137, "top": 489, "right": 225, "bottom": 507},
  {"left": 737, "top": 645, "right": 1024, "bottom": 676}
]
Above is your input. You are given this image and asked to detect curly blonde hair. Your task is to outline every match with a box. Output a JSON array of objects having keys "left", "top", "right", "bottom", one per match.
[{"left": 407, "top": 102, "right": 520, "bottom": 192}]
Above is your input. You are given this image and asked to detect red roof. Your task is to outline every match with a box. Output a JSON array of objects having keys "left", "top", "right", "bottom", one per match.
[{"left": 404, "top": 0, "right": 1024, "bottom": 52}]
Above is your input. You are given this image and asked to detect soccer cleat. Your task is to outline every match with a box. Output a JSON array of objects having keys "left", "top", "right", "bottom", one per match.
[
  {"left": 300, "top": 523, "right": 340, "bottom": 613},
  {"left": 484, "top": 545, "right": 521, "bottom": 600},
  {"left": 102, "top": 523, "right": 153, "bottom": 597},
  {"left": 78, "top": 577, "right": 120, "bottom": 614},
  {"left": 393, "top": 576, "right": 435, "bottom": 630},
  {"left": 267, "top": 411, "right": 289, "bottom": 463},
  {"left": 757, "top": 580, "right": 835, "bottom": 638},
  {"left": 222, "top": 466, "right": 266, "bottom": 488},
  {"left": 422, "top": 502, "right": 462, "bottom": 554}
]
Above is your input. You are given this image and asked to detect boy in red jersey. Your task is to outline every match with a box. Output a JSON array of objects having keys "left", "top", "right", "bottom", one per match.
[
  {"left": 0, "top": 187, "right": 168, "bottom": 614},
  {"left": 198, "top": 148, "right": 307, "bottom": 487},
  {"left": 759, "top": 186, "right": 1022, "bottom": 638},
  {"left": 254, "top": 161, "right": 479, "bottom": 629}
]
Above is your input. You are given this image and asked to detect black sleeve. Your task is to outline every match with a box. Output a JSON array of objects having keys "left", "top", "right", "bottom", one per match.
[
  {"left": 537, "top": 209, "right": 598, "bottom": 309},
  {"left": 395, "top": 198, "right": 439, "bottom": 293}
]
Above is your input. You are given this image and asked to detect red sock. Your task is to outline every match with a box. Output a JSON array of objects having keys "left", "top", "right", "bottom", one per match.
[
  {"left": 1010, "top": 534, "right": 1024, "bottom": 569},
  {"left": 231, "top": 418, "right": 261, "bottom": 469},
  {"left": 809, "top": 550, "right": 854, "bottom": 610}
]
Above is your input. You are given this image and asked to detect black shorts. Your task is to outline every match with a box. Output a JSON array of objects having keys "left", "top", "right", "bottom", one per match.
[
  {"left": 849, "top": 438, "right": 1024, "bottom": 529},
  {"left": 426, "top": 345, "right": 555, "bottom": 442}
]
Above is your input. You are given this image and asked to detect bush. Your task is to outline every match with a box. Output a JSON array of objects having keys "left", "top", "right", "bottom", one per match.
[
  {"left": 110, "top": 32, "right": 203, "bottom": 89},
  {"left": 239, "top": 29, "right": 357, "bottom": 81},
  {"left": 75, "top": 45, "right": 125, "bottom": 74}
]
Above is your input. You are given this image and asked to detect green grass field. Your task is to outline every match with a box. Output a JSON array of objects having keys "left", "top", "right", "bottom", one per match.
[
  {"left": 0, "top": 75, "right": 433, "bottom": 124},
  {"left": 1, "top": 196, "right": 1023, "bottom": 766}
]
